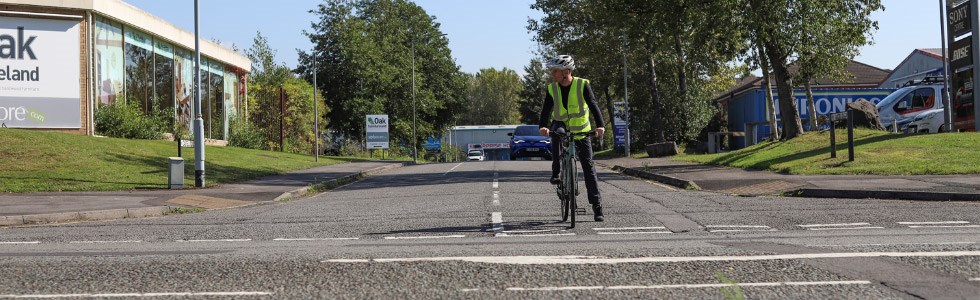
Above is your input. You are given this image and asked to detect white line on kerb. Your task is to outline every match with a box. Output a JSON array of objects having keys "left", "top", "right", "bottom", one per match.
[
  {"left": 797, "top": 223, "right": 871, "bottom": 228},
  {"left": 273, "top": 238, "right": 359, "bottom": 241},
  {"left": 897, "top": 221, "right": 970, "bottom": 225},
  {"left": 443, "top": 162, "right": 463, "bottom": 176},
  {"left": 69, "top": 241, "right": 142, "bottom": 244},
  {"left": 503, "top": 280, "right": 872, "bottom": 291},
  {"left": 0, "top": 292, "right": 274, "bottom": 298},
  {"left": 383, "top": 235, "right": 466, "bottom": 240},
  {"left": 322, "top": 250, "right": 980, "bottom": 265},
  {"left": 177, "top": 239, "right": 251, "bottom": 243},
  {"left": 592, "top": 227, "right": 667, "bottom": 231},
  {"left": 0, "top": 241, "right": 40, "bottom": 245}
]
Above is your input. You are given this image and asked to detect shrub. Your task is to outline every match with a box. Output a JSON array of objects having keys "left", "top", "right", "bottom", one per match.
[
  {"left": 95, "top": 99, "right": 171, "bottom": 140},
  {"left": 228, "top": 118, "right": 265, "bottom": 150}
]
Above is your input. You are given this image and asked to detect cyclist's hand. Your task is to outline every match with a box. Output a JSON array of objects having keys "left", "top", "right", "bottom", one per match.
[
  {"left": 595, "top": 127, "right": 605, "bottom": 138},
  {"left": 540, "top": 127, "right": 550, "bottom": 137}
]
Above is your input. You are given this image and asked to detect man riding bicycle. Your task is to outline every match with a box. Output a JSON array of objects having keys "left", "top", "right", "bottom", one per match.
[{"left": 538, "top": 55, "right": 606, "bottom": 222}]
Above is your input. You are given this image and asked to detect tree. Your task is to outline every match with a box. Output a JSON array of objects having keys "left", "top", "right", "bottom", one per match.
[
  {"left": 297, "top": 0, "right": 467, "bottom": 152},
  {"left": 463, "top": 68, "right": 522, "bottom": 125},
  {"left": 518, "top": 59, "right": 548, "bottom": 125},
  {"left": 245, "top": 32, "right": 325, "bottom": 153}
]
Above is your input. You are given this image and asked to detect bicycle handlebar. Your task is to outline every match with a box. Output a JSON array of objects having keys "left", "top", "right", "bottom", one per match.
[{"left": 549, "top": 130, "right": 596, "bottom": 138}]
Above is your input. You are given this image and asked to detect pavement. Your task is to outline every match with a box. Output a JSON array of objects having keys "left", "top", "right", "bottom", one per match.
[
  {"left": 598, "top": 156, "right": 980, "bottom": 201},
  {"left": 0, "top": 161, "right": 408, "bottom": 226}
]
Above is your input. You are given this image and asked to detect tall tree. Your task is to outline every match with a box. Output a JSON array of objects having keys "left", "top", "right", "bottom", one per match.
[
  {"left": 463, "top": 68, "right": 523, "bottom": 125},
  {"left": 518, "top": 59, "right": 548, "bottom": 125}
]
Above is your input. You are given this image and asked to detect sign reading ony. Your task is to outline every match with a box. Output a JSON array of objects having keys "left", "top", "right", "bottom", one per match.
[{"left": 0, "top": 16, "right": 81, "bottom": 128}]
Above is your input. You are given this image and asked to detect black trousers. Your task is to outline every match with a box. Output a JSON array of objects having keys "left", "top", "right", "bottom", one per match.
[{"left": 551, "top": 123, "right": 602, "bottom": 206}]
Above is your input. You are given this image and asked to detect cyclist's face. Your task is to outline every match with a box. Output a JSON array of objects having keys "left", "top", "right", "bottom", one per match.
[{"left": 550, "top": 69, "right": 569, "bottom": 82}]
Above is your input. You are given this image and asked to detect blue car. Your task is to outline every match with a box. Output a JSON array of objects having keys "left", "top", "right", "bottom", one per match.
[{"left": 509, "top": 125, "right": 552, "bottom": 160}]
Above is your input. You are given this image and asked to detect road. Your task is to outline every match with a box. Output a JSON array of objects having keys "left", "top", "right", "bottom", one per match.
[{"left": 2, "top": 161, "right": 980, "bottom": 299}]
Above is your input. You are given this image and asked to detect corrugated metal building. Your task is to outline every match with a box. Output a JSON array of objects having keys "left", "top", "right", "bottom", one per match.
[
  {"left": 880, "top": 49, "right": 945, "bottom": 88},
  {"left": 443, "top": 125, "right": 519, "bottom": 161}
]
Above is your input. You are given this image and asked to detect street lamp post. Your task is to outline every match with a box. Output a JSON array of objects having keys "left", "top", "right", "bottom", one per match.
[
  {"left": 313, "top": 50, "right": 319, "bottom": 162},
  {"left": 940, "top": 0, "right": 954, "bottom": 132},
  {"left": 412, "top": 39, "right": 417, "bottom": 164},
  {"left": 622, "top": 34, "right": 632, "bottom": 157},
  {"left": 193, "top": 0, "right": 206, "bottom": 187}
]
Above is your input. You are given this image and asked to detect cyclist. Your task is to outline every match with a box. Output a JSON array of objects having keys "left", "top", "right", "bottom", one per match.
[{"left": 538, "top": 55, "right": 607, "bottom": 222}]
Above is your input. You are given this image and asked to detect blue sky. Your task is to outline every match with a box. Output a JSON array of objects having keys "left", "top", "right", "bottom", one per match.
[{"left": 125, "top": 0, "right": 942, "bottom": 75}]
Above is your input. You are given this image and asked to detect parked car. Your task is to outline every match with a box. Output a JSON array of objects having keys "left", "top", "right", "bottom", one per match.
[
  {"left": 876, "top": 77, "right": 947, "bottom": 132},
  {"left": 902, "top": 108, "right": 946, "bottom": 133},
  {"left": 467, "top": 149, "right": 485, "bottom": 161},
  {"left": 508, "top": 125, "right": 552, "bottom": 160}
]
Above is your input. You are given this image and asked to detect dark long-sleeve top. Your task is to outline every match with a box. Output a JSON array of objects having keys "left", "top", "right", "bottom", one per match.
[{"left": 538, "top": 79, "right": 606, "bottom": 129}]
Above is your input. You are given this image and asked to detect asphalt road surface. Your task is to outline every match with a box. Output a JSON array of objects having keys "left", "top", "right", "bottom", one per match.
[{"left": 2, "top": 161, "right": 980, "bottom": 299}]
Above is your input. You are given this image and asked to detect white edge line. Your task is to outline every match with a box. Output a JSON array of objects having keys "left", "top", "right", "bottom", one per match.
[
  {"left": 708, "top": 229, "right": 779, "bottom": 233},
  {"left": 969, "top": 277, "right": 979, "bottom": 281},
  {"left": 797, "top": 223, "right": 871, "bottom": 228},
  {"left": 897, "top": 221, "right": 970, "bottom": 225},
  {"left": 908, "top": 225, "right": 980, "bottom": 228},
  {"left": 273, "top": 238, "right": 359, "bottom": 241},
  {"left": 592, "top": 227, "right": 667, "bottom": 231},
  {"left": 69, "top": 241, "right": 142, "bottom": 244},
  {"left": 705, "top": 225, "right": 772, "bottom": 228},
  {"left": 501, "top": 229, "right": 566, "bottom": 233},
  {"left": 383, "top": 235, "right": 466, "bottom": 240},
  {"left": 505, "top": 281, "right": 871, "bottom": 291},
  {"left": 807, "top": 227, "right": 885, "bottom": 231},
  {"left": 496, "top": 233, "right": 577, "bottom": 237},
  {"left": 596, "top": 231, "right": 672, "bottom": 235},
  {"left": 0, "top": 241, "right": 41, "bottom": 245},
  {"left": 177, "top": 239, "right": 252, "bottom": 243},
  {"left": 443, "top": 162, "right": 463, "bottom": 176},
  {"left": 0, "top": 292, "right": 274, "bottom": 298},
  {"left": 808, "top": 242, "right": 976, "bottom": 247},
  {"left": 321, "top": 251, "right": 980, "bottom": 264}
]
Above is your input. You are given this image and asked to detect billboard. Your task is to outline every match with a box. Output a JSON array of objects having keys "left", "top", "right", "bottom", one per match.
[
  {"left": 366, "top": 114, "right": 389, "bottom": 149},
  {"left": 612, "top": 101, "right": 628, "bottom": 147},
  {"left": 0, "top": 16, "right": 81, "bottom": 128}
]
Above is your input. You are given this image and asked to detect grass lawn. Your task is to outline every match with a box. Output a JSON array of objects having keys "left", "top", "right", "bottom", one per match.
[
  {"left": 0, "top": 129, "right": 369, "bottom": 193},
  {"left": 676, "top": 129, "right": 980, "bottom": 175}
]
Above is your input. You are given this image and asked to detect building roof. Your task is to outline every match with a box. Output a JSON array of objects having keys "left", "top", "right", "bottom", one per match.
[
  {"left": 919, "top": 48, "right": 945, "bottom": 59},
  {"left": 787, "top": 59, "right": 890, "bottom": 86},
  {"left": 0, "top": 0, "right": 250, "bottom": 72}
]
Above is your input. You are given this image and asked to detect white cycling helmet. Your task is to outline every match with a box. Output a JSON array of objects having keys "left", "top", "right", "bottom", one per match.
[{"left": 546, "top": 55, "right": 575, "bottom": 70}]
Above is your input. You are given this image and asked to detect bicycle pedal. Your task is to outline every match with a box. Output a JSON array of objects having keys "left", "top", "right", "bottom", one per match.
[{"left": 575, "top": 208, "right": 587, "bottom": 215}]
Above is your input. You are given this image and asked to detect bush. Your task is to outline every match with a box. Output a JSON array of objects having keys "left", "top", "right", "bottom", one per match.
[
  {"left": 95, "top": 99, "right": 171, "bottom": 140},
  {"left": 228, "top": 118, "right": 265, "bottom": 149}
]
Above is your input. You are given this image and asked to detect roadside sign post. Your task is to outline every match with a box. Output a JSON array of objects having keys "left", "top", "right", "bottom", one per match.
[
  {"left": 950, "top": 0, "right": 980, "bottom": 131},
  {"left": 366, "top": 115, "right": 390, "bottom": 154}
]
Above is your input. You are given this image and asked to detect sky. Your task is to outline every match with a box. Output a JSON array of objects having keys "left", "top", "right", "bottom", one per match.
[{"left": 124, "top": 0, "right": 943, "bottom": 75}]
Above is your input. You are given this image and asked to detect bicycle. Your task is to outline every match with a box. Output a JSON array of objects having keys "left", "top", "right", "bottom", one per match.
[{"left": 550, "top": 129, "right": 594, "bottom": 228}]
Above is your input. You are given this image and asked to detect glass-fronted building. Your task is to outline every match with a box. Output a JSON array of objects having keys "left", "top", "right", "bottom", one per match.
[{"left": 0, "top": 0, "right": 251, "bottom": 140}]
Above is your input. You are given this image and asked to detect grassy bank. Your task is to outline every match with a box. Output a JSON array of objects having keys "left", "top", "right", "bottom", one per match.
[
  {"left": 0, "top": 129, "right": 367, "bottom": 193},
  {"left": 676, "top": 129, "right": 980, "bottom": 175}
]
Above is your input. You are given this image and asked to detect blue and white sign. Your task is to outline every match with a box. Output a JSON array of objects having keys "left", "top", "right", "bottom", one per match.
[
  {"left": 613, "top": 101, "right": 628, "bottom": 147},
  {"left": 365, "top": 114, "right": 389, "bottom": 149}
]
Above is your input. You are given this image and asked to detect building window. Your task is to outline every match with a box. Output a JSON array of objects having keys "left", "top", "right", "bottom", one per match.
[
  {"left": 94, "top": 18, "right": 124, "bottom": 107},
  {"left": 125, "top": 29, "right": 153, "bottom": 112},
  {"left": 200, "top": 58, "right": 212, "bottom": 137},
  {"left": 208, "top": 61, "right": 225, "bottom": 140},
  {"left": 154, "top": 40, "right": 176, "bottom": 127},
  {"left": 175, "top": 49, "right": 194, "bottom": 135}
]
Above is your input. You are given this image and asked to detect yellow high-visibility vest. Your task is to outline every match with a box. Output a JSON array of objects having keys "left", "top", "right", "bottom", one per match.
[{"left": 548, "top": 77, "right": 592, "bottom": 139}]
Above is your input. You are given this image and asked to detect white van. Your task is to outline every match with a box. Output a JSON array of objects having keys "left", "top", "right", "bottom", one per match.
[
  {"left": 467, "top": 149, "right": 485, "bottom": 161},
  {"left": 876, "top": 77, "right": 947, "bottom": 132}
]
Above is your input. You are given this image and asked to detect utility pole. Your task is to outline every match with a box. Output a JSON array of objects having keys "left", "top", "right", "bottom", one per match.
[
  {"left": 193, "top": 0, "right": 206, "bottom": 188},
  {"left": 313, "top": 50, "right": 319, "bottom": 162},
  {"left": 622, "top": 35, "right": 632, "bottom": 157},
  {"left": 940, "top": 0, "right": 954, "bottom": 132}
]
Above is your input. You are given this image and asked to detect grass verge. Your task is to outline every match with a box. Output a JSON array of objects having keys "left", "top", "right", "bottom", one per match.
[
  {"left": 675, "top": 129, "right": 980, "bottom": 175},
  {"left": 0, "top": 129, "right": 369, "bottom": 192}
]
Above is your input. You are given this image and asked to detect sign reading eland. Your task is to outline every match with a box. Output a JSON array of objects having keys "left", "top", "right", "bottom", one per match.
[
  {"left": 0, "top": 16, "right": 81, "bottom": 129},
  {"left": 365, "top": 114, "right": 389, "bottom": 149}
]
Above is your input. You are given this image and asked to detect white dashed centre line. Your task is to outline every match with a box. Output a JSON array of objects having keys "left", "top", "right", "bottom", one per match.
[
  {"left": 492, "top": 180, "right": 498, "bottom": 189},
  {"left": 491, "top": 212, "right": 503, "bottom": 235},
  {"left": 69, "top": 240, "right": 142, "bottom": 244},
  {"left": 0, "top": 241, "right": 40, "bottom": 245},
  {"left": 969, "top": 278, "right": 979, "bottom": 281},
  {"left": 897, "top": 221, "right": 970, "bottom": 225},
  {"left": 798, "top": 222, "right": 871, "bottom": 228},
  {"left": 177, "top": 239, "right": 252, "bottom": 243},
  {"left": 273, "top": 238, "right": 359, "bottom": 241},
  {"left": 492, "top": 191, "right": 500, "bottom": 206},
  {"left": 0, "top": 292, "right": 274, "bottom": 298},
  {"left": 592, "top": 227, "right": 667, "bottom": 231},
  {"left": 384, "top": 235, "right": 466, "bottom": 240},
  {"left": 502, "top": 280, "right": 872, "bottom": 291}
]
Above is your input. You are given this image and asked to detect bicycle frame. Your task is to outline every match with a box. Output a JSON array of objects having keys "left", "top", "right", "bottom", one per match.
[{"left": 551, "top": 131, "right": 593, "bottom": 228}]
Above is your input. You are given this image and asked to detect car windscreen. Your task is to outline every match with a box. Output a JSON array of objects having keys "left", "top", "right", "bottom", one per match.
[
  {"left": 468, "top": 151, "right": 482, "bottom": 156},
  {"left": 514, "top": 126, "right": 539, "bottom": 136},
  {"left": 876, "top": 87, "right": 913, "bottom": 110}
]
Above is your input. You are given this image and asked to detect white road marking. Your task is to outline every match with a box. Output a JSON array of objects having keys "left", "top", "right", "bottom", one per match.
[
  {"left": 0, "top": 292, "right": 274, "bottom": 298},
  {"left": 798, "top": 223, "right": 871, "bottom": 228},
  {"left": 177, "top": 239, "right": 251, "bottom": 243},
  {"left": 708, "top": 229, "right": 779, "bottom": 232},
  {"left": 492, "top": 180, "right": 499, "bottom": 189},
  {"left": 383, "top": 235, "right": 466, "bottom": 240},
  {"left": 496, "top": 233, "right": 577, "bottom": 237},
  {"left": 806, "top": 227, "right": 885, "bottom": 231},
  {"left": 706, "top": 225, "right": 772, "bottom": 228},
  {"left": 491, "top": 212, "right": 503, "bottom": 234},
  {"left": 273, "top": 238, "right": 359, "bottom": 241},
  {"left": 501, "top": 229, "right": 564, "bottom": 233},
  {"left": 707, "top": 225, "right": 775, "bottom": 233},
  {"left": 897, "top": 221, "right": 970, "bottom": 225},
  {"left": 0, "top": 241, "right": 40, "bottom": 245},
  {"left": 596, "top": 231, "right": 672, "bottom": 235},
  {"left": 443, "top": 162, "right": 463, "bottom": 176},
  {"left": 323, "top": 250, "right": 980, "bottom": 265},
  {"left": 460, "top": 288, "right": 482, "bottom": 292},
  {"left": 908, "top": 225, "right": 980, "bottom": 228},
  {"left": 592, "top": 227, "right": 667, "bottom": 231},
  {"left": 969, "top": 277, "right": 979, "bottom": 281},
  {"left": 492, "top": 191, "right": 500, "bottom": 206},
  {"left": 504, "top": 280, "right": 872, "bottom": 291},
  {"left": 808, "top": 242, "right": 977, "bottom": 247},
  {"left": 69, "top": 240, "right": 141, "bottom": 244}
]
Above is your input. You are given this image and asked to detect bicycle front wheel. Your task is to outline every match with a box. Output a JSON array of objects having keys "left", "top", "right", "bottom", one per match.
[{"left": 567, "top": 154, "right": 578, "bottom": 228}]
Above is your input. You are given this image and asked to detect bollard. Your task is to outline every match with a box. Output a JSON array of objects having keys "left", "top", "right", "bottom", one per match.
[
  {"left": 847, "top": 109, "right": 855, "bottom": 162},
  {"left": 892, "top": 119, "right": 898, "bottom": 133},
  {"left": 830, "top": 119, "right": 837, "bottom": 159}
]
